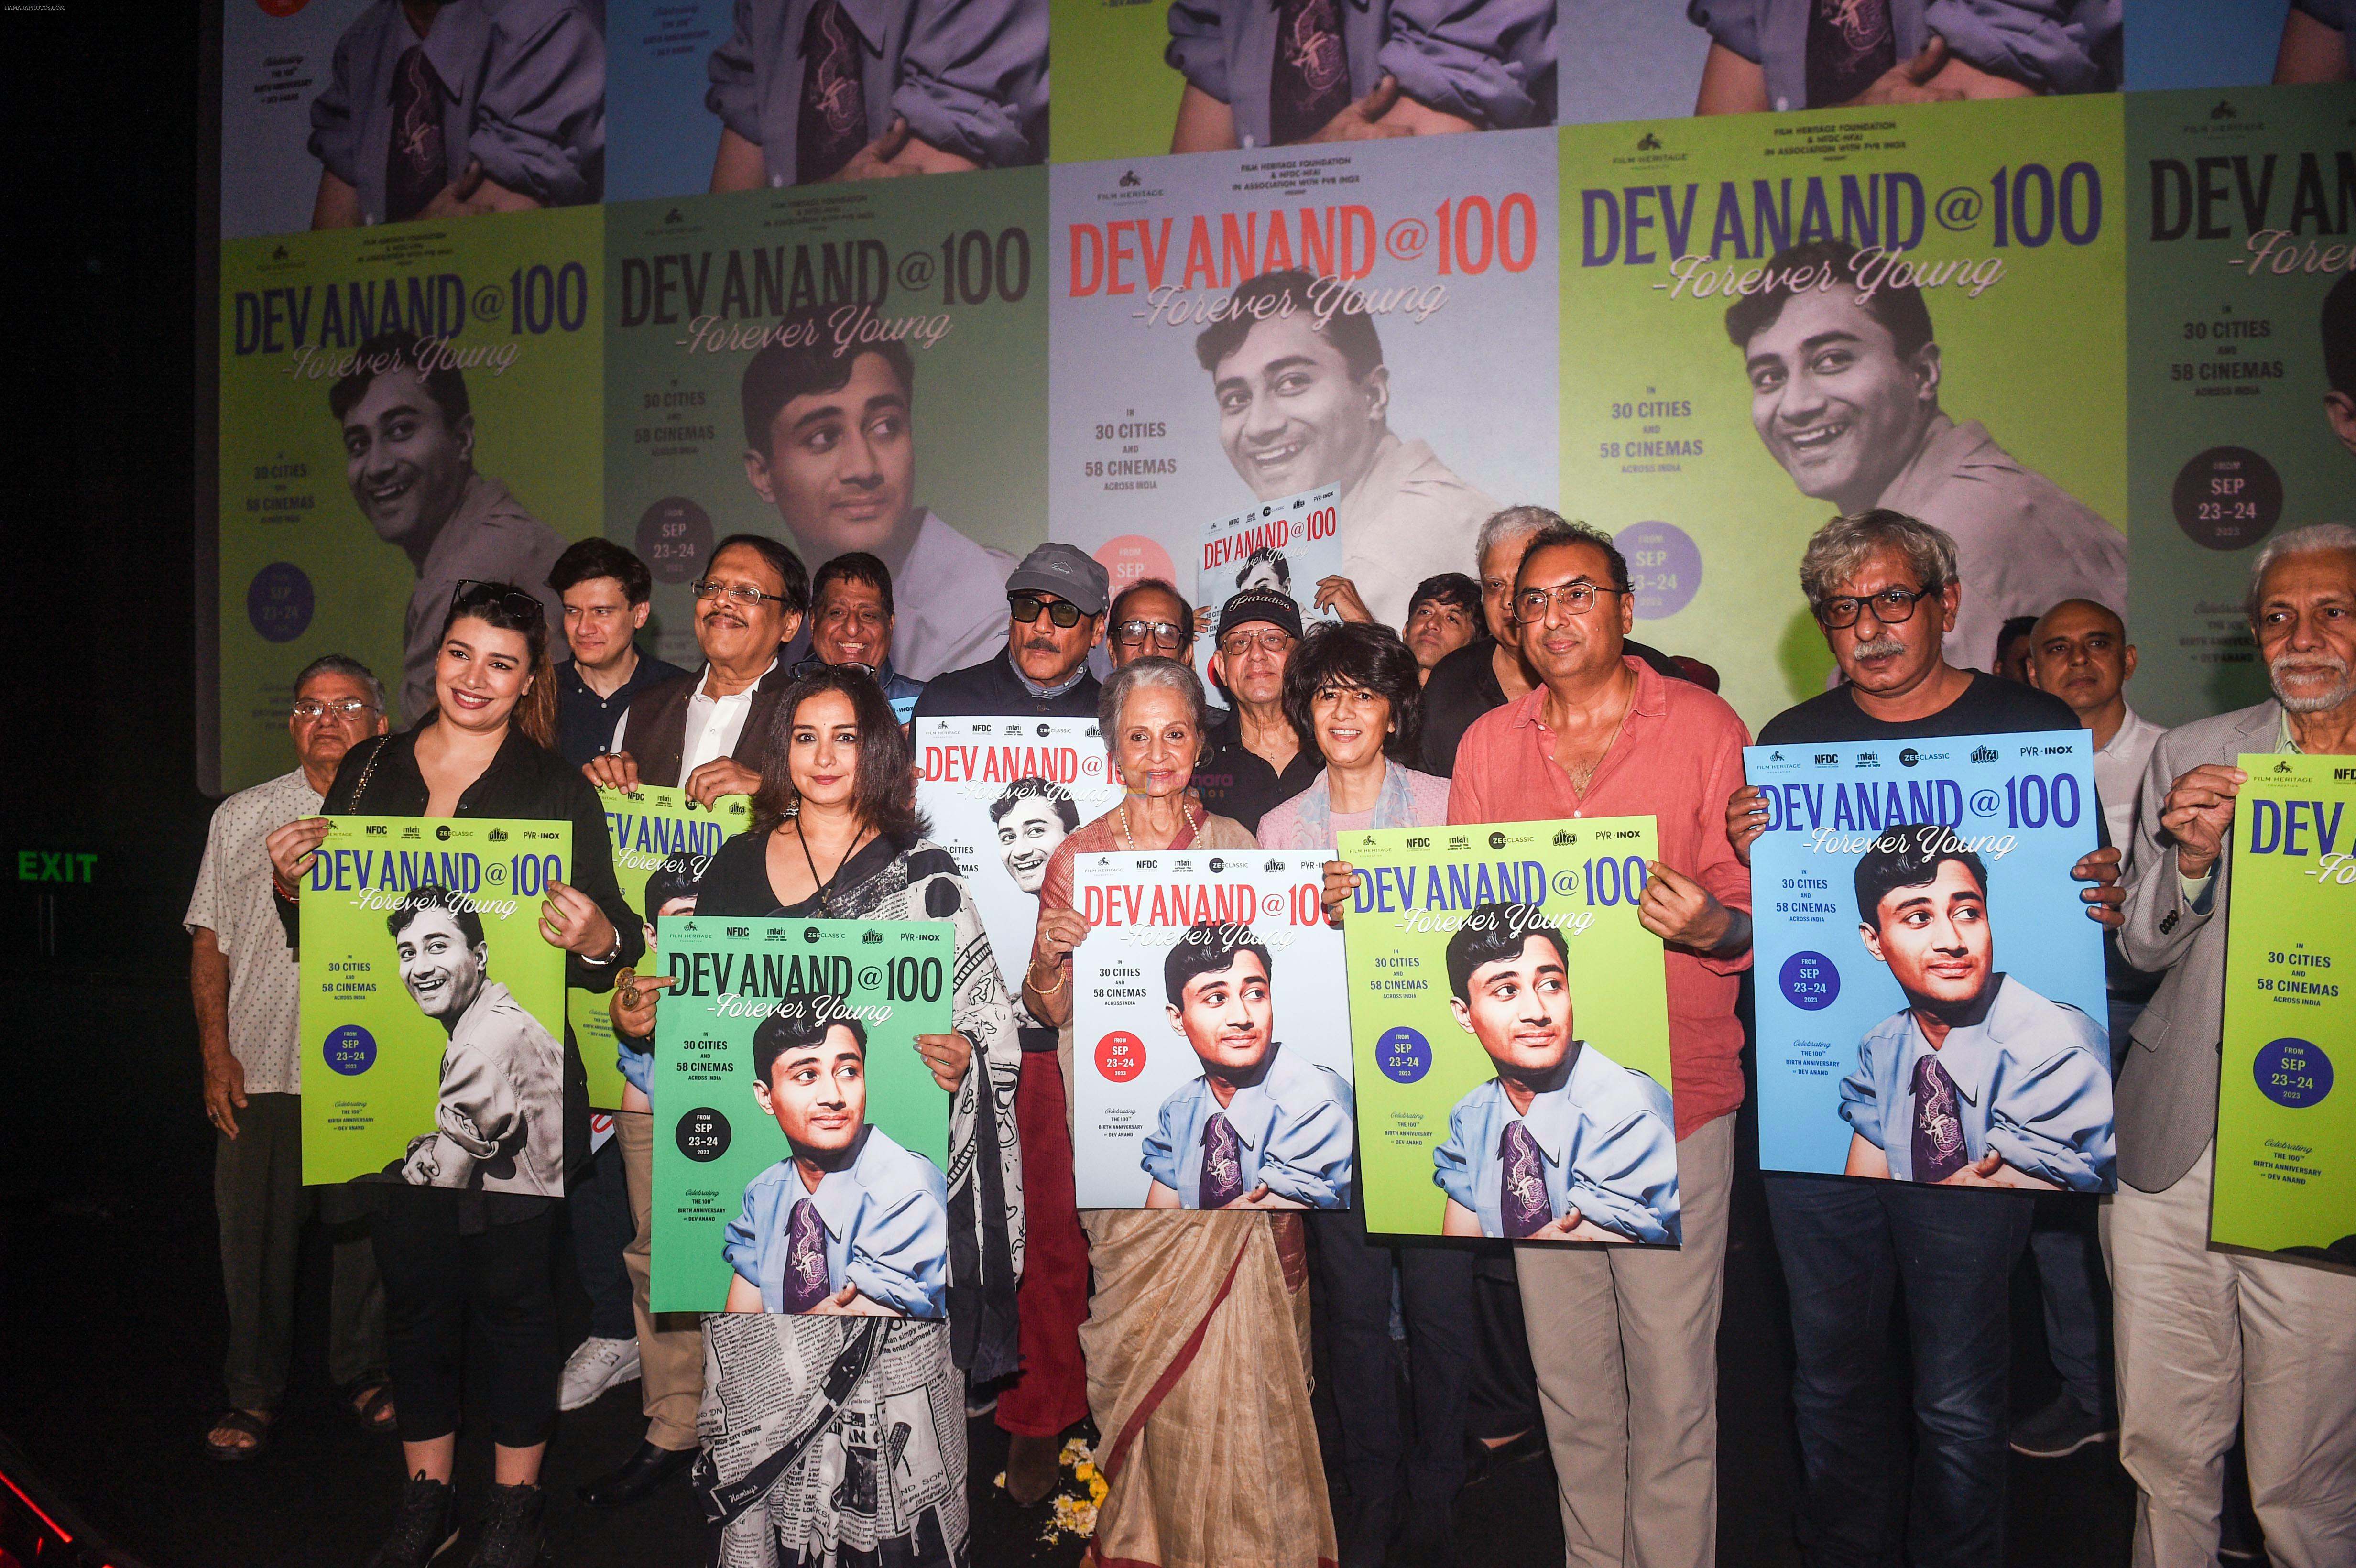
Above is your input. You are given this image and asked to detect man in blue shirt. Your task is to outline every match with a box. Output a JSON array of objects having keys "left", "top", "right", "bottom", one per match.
[
  {"left": 1141, "top": 923, "right": 1353, "bottom": 1209},
  {"left": 1840, "top": 826, "right": 2115, "bottom": 1193},
  {"left": 1431, "top": 903, "right": 1682, "bottom": 1245},
  {"left": 723, "top": 1008, "right": 949, "bottom": 1317}
]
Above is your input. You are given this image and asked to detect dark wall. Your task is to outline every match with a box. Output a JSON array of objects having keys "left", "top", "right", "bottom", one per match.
[{"left": 3, "top": 4, "right": 216, "bottom": 979}]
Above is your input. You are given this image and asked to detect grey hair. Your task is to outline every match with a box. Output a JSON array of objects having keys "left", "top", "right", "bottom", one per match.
[
  {"left": 1798, "top": 509, "right": 1960, "bottom": 614},
  {"left": 294, "top": 653, "right": 387, "bottom": 715},
  {"left": 2247, "top": 523, "right": 2356, "bottom": 619},
  {"left": 1099, "top": 655, "right": 1211, "bottom": 744},
  {"left": 1475, "top": 506, "right": 1565, "bottom": 577}
]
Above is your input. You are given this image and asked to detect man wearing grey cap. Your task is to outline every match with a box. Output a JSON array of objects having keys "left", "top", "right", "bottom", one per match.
[
  {"left": 909, "top": 543, "right": 1109, "bottom": 722},
  {"left": 1196, "top": 588, "right": 1320, "bottom": 833}
]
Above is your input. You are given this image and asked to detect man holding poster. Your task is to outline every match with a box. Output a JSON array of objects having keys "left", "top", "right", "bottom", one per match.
[
  {"left": 1432, "top": 904, "right": 1681, "bottom": 1243},
  {"left": 1142, "top": 922, "right": 1354, "bottom": 1210},
  {"left": 1448, "top": 517, "right": 1753, "bottom": 1568},
  {"left": 1723, "top": 239, "right": 2126, "bottom": 675},
  {"left": 1728, "top": 510, "right": 2125, "bottom": 1568},
  {"left": 2112, "top": 524, "right": 2356, "bottom": 1568}
]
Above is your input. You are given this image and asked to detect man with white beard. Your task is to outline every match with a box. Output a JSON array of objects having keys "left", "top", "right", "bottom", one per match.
[{"left": 2112, "top": 523, "right": 2356, "bottom": 1568}]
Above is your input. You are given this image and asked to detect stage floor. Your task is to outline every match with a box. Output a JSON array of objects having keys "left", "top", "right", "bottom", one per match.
[{"left": 2, "top": 980, "right": 2139, "bottom": 1568}]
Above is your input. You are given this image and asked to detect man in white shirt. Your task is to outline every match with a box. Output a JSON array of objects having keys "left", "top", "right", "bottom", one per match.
[
  {"left": 2027, "top": 599, "right": 2161, "bottom": 855},
  {"left": 574, "top": 531, "right": 808, "bottom": 1508},
  {"left": 188, "top": 654, "right": 393, "bottom": 1460}
]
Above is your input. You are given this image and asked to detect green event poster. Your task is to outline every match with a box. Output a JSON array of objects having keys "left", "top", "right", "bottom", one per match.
[
  {"left": 572, "top": 784, "right": 751, "bottom": 1110},
  {"left": 1337, "top": 817, "right": 1679, "bottom": 1243},
  {"left": 649, "top": 917, "right": 954, "bottom": 1315},
  {"left": 2126, "top": 85, "right": 2356, "bottom": 727},
  {"left": 1047, "top": 0, "right": 1184, "bottom": 163},
  {"left": 602, "top": 173, "right": 1048, "bottom": 672},
  {"left": 218, "top": 207, "right": 607, "bottom": 789},
  {"left": 299, "top": 817, "right": 573, "bottom": 1190},
  {"left": 1560, "top": 96, "right": 2128, "bottom": 733},
  {"left": 2217, "top": 755, "right": 2356, "bottom": 1264}
]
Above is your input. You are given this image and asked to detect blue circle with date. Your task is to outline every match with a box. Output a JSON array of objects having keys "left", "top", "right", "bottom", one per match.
[
  {"left": 1620, "top": 520, "right": 1703, "bottom": 620},
  {"left": 2254, "top": 1037, "right": 2332, "bottom": 1109},
  {"left": 1779, "top": 951, "right": 1840, "bottom": 1012},
  {"left": 247, "top": 562, "right": 315, "bottom": 643},
  {"left": 1377, "top": 1026, "right": 1431, "bottom": 1084},
  {"left": 323, "top": 1025, "right": 376, "bottom": 1076}
]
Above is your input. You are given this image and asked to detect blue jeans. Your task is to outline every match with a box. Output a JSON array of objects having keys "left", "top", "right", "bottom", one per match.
[{"left": 1764, "top": 1173, "right": 2034, "bottom": 1568}]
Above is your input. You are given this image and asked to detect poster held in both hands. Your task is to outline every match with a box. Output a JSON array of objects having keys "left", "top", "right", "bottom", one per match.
[
  {"left": 1746, "top": 734, "right": 2115, "bottom": 1192},
  {"left": 1339, "top": 818, "right": 1680, "bottom": 1245},
  {"left": 300, "top": 816, "right": 573, "bottom": 1193}
]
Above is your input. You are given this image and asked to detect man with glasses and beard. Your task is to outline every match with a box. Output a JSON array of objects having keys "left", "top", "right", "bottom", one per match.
[
  {"left": 2110, "top": 524, "right": 2356, "bottom": 1568},
  {"left": 330, "top": 330, "right": 568, "bottom": 725}
]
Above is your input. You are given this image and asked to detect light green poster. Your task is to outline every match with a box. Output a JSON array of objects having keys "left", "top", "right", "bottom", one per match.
[
  {"left": 1560, "top": 95, "right": 2128, "bottom": 733},
  {"left": 2217, "top": 755, "right": 2356, "bottom": 1266},
  {"left": 1047, "top": 0, "right": 1183, "bottom": 163},
  {"left": 1338, "top": 817, "right": 1677, "bottom": 1243},
  {"left": 649, "top": 917, "right": 953, "bottom": 1314},
  {"left": 218, "top": 207, "right": 607, "bottom": 790},
  {"left": 2127, "top": 85, "right": 2356, "bottom": 727},
  {"left": 299, "top": 816, "right": 573, "bottom": 1190},
  {"left": 573, "top": 784, "right": 751, "bottom": 1110},
  {"left": 602, "top": 173, "right": 1048, "bottom": 675}
]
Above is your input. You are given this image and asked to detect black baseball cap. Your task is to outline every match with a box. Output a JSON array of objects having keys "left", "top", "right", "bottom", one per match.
[{"left": 1215, "top": 588, "right": 1303, "bottom": 642}]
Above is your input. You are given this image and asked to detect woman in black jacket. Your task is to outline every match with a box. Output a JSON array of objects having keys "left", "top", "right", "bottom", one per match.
[{"left": 267, "top": 582, "right": 643, "bottom": 1568}]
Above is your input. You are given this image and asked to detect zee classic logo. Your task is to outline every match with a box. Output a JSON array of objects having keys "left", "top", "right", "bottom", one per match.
[
  {"left": 1900, "top": 749, "right": 1920, "bottom": 767},
  {"left": 1489, "top": 832, "right": 1508, "bottom": 849}
]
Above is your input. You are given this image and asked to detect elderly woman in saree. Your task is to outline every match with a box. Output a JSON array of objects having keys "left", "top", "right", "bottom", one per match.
[
  {"left": 1021, "top": 656, "right": 1337, "bottom": 1568},
  {"left": 609, "top": 666, "right": 1022, "bottom": 1568}
]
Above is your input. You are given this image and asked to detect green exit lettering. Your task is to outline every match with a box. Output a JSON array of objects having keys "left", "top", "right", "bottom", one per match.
[{"left": 17, "top": 851, "right": 97, "bottom": 883}]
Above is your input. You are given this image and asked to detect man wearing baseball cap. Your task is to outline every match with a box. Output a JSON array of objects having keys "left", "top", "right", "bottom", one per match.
[
  {"left": 1196, "top": 588, "right": 1320, "bottom": 833},
  {"left": 910, "top": 543, "right": 1110, "bottom": 722}
]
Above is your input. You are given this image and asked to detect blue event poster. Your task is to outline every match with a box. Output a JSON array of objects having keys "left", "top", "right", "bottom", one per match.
[{"left": 1746, "top": 732, "right": 2116, "bottom": 1192}]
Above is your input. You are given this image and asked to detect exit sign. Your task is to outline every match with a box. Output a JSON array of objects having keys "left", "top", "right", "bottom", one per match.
[{"left": 17, "top": 851, "right": 96, "bottom": 883}]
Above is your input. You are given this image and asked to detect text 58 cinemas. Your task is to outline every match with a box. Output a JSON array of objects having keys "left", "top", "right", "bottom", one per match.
[{"left": 231, "top": 261, "right": 591, "bottom": 377}]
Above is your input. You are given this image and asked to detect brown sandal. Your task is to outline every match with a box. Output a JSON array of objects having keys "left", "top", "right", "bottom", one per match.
[
  {"left": 205, "top": 1407, "right": 273, "bottom": 1462},
  {"left": 340, "top": 1379, "right": 398, "bottom": 1435}
]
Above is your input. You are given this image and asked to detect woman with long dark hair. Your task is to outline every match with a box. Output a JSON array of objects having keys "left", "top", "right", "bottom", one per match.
[
  {"left": 266, "top": 582, "right": 643, "bottom": 1568},
  {"left": 607, "top": 665, "right": 1021, "bottom": 1566}
]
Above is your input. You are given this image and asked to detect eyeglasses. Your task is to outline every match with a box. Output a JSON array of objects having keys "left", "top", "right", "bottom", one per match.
[
  {"left": 793, "top": 654, "right": 879, "bottom": 680},
  {"left": 1218, "top": 627, "right": 1295, "bottom": 658},
  {"left": 1513, "top": 582, "right": 1625, "bottom": 622},
  {"left": 1010, "top": 593, "right": 1087, "bottom": 629},
  {"left": 449, "top": 580, "right": 546, "bottom": 624},
  {"left": 1113, "top": 619, "right": 1189, "bottom": 648},
  {"left": 1816, "top": 585, "right": 1933, "bottom": 629},
  {"left": 292, "top": 697, "right": 377, "bottom": 723},
  {"left": 693, "top": 578, "right": 793, "bottom": 609}
]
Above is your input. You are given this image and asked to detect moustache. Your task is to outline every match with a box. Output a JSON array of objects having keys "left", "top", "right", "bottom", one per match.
[
  {"left": 1851, "top": 636, "right": 1906, "bottom": 661},
  {"left": 2270, "top": 652, "right": 2350, "bottom": 679},
  {"left": 1024, "top": 635, "right": 1061, "bottom": 651}
]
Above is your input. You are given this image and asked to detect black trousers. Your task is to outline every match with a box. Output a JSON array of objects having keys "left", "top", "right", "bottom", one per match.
[
  {"left": 372, "top": 1188, "right": 561, "bottom": 1449},
  {"left": 1309, "top": 1207, "right": 1479, "bottom": 1509},
  {"left": 1465, "top": 1250, "right": 1540, "bottom": 1443}
]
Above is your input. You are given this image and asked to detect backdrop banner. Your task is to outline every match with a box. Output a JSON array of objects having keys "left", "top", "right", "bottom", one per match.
[
  {"left": 300, "top": 816, "right": 573, "bottom": 1190},
  {"left": 649, "top": 915, "right": 954, "bottom": 1315},
  {"left": 1337, "top": 817, "right": 1678, "bottom": 1243}
]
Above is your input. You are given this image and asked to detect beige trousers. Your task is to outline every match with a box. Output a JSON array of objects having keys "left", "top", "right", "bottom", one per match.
[
  {"left": 2104, "top": 1145, "right": 2356, "bottom": 1568},
  {"left": 1515, "top": 1111, "right": 1734, "bottom": 1568},
  {"left": 617, "top": 1108, "right": 707, "bottom": 1451}
]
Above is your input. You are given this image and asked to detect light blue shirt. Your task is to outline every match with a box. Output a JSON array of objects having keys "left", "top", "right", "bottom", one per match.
[
  {"left": 1432, "top": 1041, "right": 1682, "bottom": 1245},
  {"left": 1140, "top": 1042, "right": 1355, "bottom": 1209},
  {"left": 722, "top": 1125, "right": 949, "bottom": 1317},
  {"left": 1842, "top": 973, "right": 2115, "bottom": 1193}
]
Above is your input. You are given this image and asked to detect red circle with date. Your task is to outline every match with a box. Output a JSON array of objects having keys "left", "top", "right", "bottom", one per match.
[{"left": 1094, "top": 1030, "right": 1145, "bottom": 1082}]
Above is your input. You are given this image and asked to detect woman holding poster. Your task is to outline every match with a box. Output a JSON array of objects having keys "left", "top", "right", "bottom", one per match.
[
  {"left": 611, "top": 665, "right": 1021, "bottom": 1567},
  {"left": 265, "top": 582, "right": 641, "bottom": 1568},
  {"left": 1021, "top": 657, "right": 1337, "bottom": 1568}
]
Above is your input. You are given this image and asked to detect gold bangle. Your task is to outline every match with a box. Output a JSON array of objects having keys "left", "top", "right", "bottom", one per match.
[{"left": 1028, "top": 961, "right": 1067, "bottom": 997}]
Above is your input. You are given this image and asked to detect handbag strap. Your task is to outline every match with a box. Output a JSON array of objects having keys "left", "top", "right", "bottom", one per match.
[{"left": 692, "top": 1320, "right": 885, "bottom": 1529}]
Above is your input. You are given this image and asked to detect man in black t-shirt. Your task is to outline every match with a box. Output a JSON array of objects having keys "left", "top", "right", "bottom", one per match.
[{"left": 1724, "top": 509, "right": 2123, "bottom": 1568}]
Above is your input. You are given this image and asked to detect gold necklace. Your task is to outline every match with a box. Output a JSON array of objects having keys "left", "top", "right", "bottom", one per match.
[{"left": 1119, "top": 795, "right": 1197, "bottom": 850}]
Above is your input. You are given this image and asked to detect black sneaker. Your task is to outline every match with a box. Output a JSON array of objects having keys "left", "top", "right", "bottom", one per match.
[
  {"left": 363, "top": 1474, "right": 458, "bottom": 1568},
  {"left": 466, "top": 1482, "right": 549, "bottom": 1568},
  {"left": 2008, "top": 1394, "right": 2116, "bottom": 1459}
]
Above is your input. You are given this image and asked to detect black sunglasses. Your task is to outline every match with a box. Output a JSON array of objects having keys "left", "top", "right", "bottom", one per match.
[
  {"left": 1010, "top": 593, "right": 1087, "bottom": 629},
  {"left": 449, "top": 579, "right": 546, "bottom": 625}
]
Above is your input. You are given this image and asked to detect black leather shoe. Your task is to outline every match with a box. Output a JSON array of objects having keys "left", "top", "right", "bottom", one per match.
[
  {"left": 1461, "top": 1428, "right": 1549, "bottom": 1490},
  {"left": 576, "top": 1440, "right": 696, "bottom": 1507}
]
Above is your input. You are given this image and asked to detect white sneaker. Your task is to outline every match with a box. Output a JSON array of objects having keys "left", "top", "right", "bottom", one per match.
[{"left": 559, "top": 1336, "right": 642, "bottom": 1411}]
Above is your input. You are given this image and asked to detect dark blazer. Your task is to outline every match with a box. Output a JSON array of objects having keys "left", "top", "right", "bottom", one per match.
[
  {"left": 275, "top": 722, "right": 646, "bottom": 1206},
  {"left": 2116, "top": 698, "right": 2281, "bottom": 1193},
  {"left": 909, "top": 648, "right": 1102, "bottom": 723},
  {"left": 615, "top": 663, "right": 793, "bottom": 789}
]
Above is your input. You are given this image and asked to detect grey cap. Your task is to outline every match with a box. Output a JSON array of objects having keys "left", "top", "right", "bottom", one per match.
[{"left": 1005, "top": 543, "right": 1110, "bottom": 616}]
